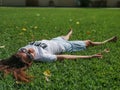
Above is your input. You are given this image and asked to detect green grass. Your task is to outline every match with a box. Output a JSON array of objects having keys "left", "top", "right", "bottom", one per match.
[{"left": 0, "top": 7, "right": 120, "bottom": 90}]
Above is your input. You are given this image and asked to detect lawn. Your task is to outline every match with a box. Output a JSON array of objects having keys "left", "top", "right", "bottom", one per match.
[{"left": 0, "top": 7, "right": 120, "bottom": 90}]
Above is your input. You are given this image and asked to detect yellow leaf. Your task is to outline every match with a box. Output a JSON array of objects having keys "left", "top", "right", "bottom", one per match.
[
  {"left": 0, "top": 46, "right": 5, "bottom": 48},
  {"left": 34, "top": 26, "right": 38, "bottom": 29},
  {"left": 43, "top": 70, "right": 51, "bottom": 77},
  {"left": 76, "top": 21, "right": 80, "bottom": 25},
  {"left": 22, "top": 28, "right": 27, "bottom": 31}
]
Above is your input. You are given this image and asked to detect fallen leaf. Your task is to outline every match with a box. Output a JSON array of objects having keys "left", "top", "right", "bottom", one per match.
[
  {"left": 22, "top": 28, "right": 27, "bottom": 31},
  {"left": 34, "top": 26, "right": 38, "bottom": 29},
  {"left": 43, "top": 70, "right": 51, "bottom": 77},
  {"left": 76, "top": 21, "right": 80, "bottom": 25},
  {"left": 0, "top": 46, "right": 5, "bottom": 48}
]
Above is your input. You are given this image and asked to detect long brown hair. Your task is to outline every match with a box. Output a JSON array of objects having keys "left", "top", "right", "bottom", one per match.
[{"left": 0, "top": 54, "right": 33, "bottom": 82}]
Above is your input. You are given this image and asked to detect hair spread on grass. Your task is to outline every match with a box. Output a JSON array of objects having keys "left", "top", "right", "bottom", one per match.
[{"left": 0, "top": 54, "right": 33, "bottom": 82}]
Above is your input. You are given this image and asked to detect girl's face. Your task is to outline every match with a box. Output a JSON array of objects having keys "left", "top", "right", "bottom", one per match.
[{"left": 17, "top": 48, "right": 36, "bottom": 60}]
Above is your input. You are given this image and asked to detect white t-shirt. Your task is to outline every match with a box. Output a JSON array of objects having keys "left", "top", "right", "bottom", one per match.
[{"left": 19, "top": 40, "right": 65, "bottom": 62}]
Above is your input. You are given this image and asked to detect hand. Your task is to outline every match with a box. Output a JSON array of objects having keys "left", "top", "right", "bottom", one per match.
[{"left": 92, "top": 53, "right": 103, "bottom": 59}]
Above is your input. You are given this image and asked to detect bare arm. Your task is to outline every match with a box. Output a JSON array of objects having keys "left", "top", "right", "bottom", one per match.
[{"left": 56, "top": 54, "right": 102, "bottom": 61}]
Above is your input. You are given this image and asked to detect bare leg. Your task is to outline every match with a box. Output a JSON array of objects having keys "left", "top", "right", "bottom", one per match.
[
  {"left": 62, "top": 29, "right": 73, "bottom": 40},
  {"left": 85, "top": 36, "right": 117, "bottom": 47}
]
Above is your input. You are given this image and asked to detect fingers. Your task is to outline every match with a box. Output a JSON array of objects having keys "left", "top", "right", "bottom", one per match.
[
  {"left": 92, "top": 53, "right": 103, "bottom": 59},
  {"left": 96, "top": 54, "right": 103, "bottom": 59}
]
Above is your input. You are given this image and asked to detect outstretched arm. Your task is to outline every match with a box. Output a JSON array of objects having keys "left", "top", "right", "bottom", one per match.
[
  {"left": 56, "top": 54, "right": 102, "bottom": 61},
  {"left": 56, "top": 48, "right": 110, "bottom": 61}
]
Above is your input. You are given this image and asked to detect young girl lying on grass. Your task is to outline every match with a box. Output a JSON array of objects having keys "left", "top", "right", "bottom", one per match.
[{"left": 0, "top": 29, "right": 117, "bottom": 82}]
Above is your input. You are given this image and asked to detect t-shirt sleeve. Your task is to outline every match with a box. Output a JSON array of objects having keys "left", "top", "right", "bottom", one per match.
[{"left": 39, "top": 54, "right": 57, "bottom": 62}]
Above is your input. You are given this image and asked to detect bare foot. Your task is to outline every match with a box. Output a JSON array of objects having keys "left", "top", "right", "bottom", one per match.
[
  {"left": 62, "top": 29, "right": 73, "bottom": 40},
  {"left": 96, "top": 48, "right": 110, "bottom": 55},
  {"left": 108, "top": 36, "right": 117, "bottom": 42},
  {"left": 103, "top": 48, "right": 110, "bottom": 53}
]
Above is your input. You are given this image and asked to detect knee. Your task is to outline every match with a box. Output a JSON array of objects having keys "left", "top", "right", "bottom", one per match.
[{"left": 84, "top": 40, "right": 92, "bottom": 47}]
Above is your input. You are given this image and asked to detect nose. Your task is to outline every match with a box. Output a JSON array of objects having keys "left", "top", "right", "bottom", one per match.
[{"left": 28, "top": 48, "right": 35, "bottom": 57}]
